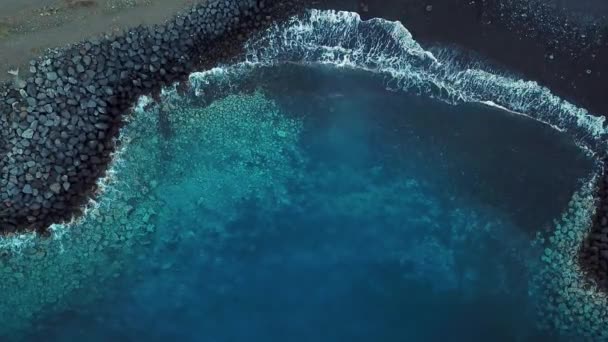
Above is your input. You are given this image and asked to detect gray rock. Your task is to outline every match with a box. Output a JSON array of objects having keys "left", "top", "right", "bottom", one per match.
[
  {"left": 15, "top": 79, "right": 27, "bottom": 89},
  {"left": 50, "top": 183, "right": 62, "bottom": 194},
  {"left": 46, "top": 72, "right": 58, "bottom": 81},
  {"left": 22, "top": 184, "right": 33, "bottom": 194},
  {"left": 22, "top": 129, "right": 34, "bottom": 139},
  {"left": 94, "top": 122, "right": 109, "bottom": 130}
]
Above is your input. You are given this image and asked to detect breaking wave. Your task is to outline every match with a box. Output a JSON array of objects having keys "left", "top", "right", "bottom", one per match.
[
  {"left": 189, "top": 9, "right": 607, "bottom": 156},
  {"left": 2, "top": 8, "right": 605, "bottom": 340},
  {"left": 183, "top": 9, "right": 608, "bottom": 339}
]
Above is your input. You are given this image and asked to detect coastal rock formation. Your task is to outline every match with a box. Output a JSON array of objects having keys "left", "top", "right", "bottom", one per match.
[
  {"left": 580, "top": 164, "right": 608, "bottom": 292},
  {"left": 0, "top": 0, "right": 302, "bottom": 234}
]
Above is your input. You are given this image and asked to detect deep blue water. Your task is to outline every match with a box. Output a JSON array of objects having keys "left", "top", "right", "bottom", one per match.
[{"left": 13, "top": 65, "right": 594, "bottom": 341}]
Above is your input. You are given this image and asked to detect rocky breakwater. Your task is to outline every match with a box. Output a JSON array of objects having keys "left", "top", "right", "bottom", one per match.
[
  {"left": 580, "top": 161, "right": 608, "bottom": 292},
  {"left": 0, "top": 0, "right": 303, "bottom": 234}
]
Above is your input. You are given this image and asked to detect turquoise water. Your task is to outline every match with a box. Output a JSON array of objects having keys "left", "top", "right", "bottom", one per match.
[
  {"left": 1, "top": 9, "right": 606, "bottom": 341},
  {"left": 6, "top": 64, "right": 593, "bottom": 341}
]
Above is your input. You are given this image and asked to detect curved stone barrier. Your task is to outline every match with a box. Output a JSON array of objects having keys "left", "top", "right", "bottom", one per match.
[
  {"left": 2, "top": 0, "right": 608, "bottom": 312},
  {"left": 580, "top": 162, "right": 608, "bottom": 291},
  {"left": 0, "top": 0, "right": 303, "bottom": 234}
]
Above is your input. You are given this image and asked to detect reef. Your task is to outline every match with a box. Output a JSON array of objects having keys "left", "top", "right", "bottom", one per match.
[{"left": 0, "top": 0, "right": 304, "bottom": 234}]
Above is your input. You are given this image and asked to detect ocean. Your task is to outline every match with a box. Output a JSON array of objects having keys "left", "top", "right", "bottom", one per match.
[{"left": 1, "top": 9, "right": 605, "bottom": 341}]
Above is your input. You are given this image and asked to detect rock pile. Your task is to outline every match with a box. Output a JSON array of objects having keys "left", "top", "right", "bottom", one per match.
[
  {"left": 0, "top": 0, "right": 303, "bottom": 234},
  {"left": 579, "top": 163, "right": 608, "bottom": 292}
]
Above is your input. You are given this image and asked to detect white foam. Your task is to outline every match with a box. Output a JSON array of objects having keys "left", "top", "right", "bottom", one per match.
[
  {"left": 0, "top": 231, "right": 37, "bottom": 253},
  {"left": 190, "top": 9, "right": 607, "bottom": 156},
  {"left": 479, "top": 100, "right": 565, "bottom": 132},
  {"left": 4, "top": 9, "right": 604, "bottom": 250}
]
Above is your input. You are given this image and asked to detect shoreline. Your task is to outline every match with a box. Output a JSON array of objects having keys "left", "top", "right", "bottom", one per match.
[
  {"left": 0, "top": 0, "right": 607, "bottom": 339},
  {"left": 0, "top": 0, "right": 197, "bottom": 83},
  {"left": 0, "top": 0, "right": 306, "bottom": 234},
  {"left": 2, "top": 1, "right": 606, "bottom": 116},
  {"left": 1, "top": 0, "right": 607, "bottom": 283},
  {"left": 323, "top": 0, "right": 608, "bottom": 117}
]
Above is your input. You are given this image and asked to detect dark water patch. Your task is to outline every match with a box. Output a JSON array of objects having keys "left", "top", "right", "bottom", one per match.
[{"left": 224, "top": 64, "right": 595, "bottom": 235}]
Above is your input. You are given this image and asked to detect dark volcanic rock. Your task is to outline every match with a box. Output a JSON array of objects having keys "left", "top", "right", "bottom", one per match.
[
  {"left": 0, "top": 0, "right": 305, "bottom": 234},
  {"left": 580, "top": 165, "right": 608, "bottom": 293}
]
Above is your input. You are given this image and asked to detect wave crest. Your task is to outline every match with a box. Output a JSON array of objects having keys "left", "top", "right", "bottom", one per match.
[
  {"left": 216, "top": 9, "right": 606, "bottom": 154},
  {"left": 184, "top": 9, "right": 608, "bottom": 339}
]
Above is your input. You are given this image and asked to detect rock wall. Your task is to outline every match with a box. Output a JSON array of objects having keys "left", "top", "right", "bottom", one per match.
[{"left": 0, "top": 0, "right": 303, "bottom": 234}]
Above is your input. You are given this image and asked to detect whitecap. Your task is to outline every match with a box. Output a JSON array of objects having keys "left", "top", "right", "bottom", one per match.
[{"left": 184, "top": 9, "right": 606, "bottom": 157}]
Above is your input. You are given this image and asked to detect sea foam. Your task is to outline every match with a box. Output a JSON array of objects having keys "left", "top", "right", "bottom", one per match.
[{"left": 188, "top": 9, "right": 607, "bottom": 156}]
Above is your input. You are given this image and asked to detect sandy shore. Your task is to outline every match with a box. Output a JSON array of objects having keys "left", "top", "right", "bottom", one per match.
[{"left": 0, "top": 0, "right": 197, "bottom": 82}]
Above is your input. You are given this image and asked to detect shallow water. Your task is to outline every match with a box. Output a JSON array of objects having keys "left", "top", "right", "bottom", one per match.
[{"left": 12, "top": 64, "right": 594, "bottom": 341}]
